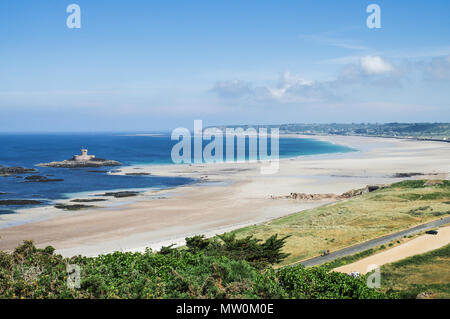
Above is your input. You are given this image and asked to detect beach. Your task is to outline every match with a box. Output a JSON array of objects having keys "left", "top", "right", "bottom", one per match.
[{"left": 0, "top": 135, "right": 449, "bottom": 257}]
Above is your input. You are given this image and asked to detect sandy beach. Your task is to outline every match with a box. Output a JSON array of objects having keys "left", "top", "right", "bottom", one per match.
[{"left": 0, "top": 135, "right": 449, "bottom": 257}]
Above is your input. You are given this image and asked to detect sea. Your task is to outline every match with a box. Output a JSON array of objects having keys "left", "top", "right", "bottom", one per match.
[{"left": 0, "top": 133, "right": 354, "bottom": 214}]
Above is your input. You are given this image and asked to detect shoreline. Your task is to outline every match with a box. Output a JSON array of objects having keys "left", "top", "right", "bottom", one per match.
[
  {"left": 0, "top": 135, "right": 355, "bottom": 229},
  {"left": 0, "top": 135, "right": 449, "bottom": 256}
]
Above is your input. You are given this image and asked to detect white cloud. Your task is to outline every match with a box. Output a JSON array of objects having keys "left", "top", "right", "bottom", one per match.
[
  {"left": 269, "top": 72, "right": 314, "bottom": 100},
  {"left": 210, "top": 55, "right": 449, "bottom": 112},
  {"left": 360, "top": 56, "right": 394, "bottom": 74},
  {"left": 334, "top": 55, "right": 401, "bottom": 87},
  {"left": 211, "top": 72, "right": 324, "bottom": 105},
  {"left": 334, "top": 57, "right": 399, "bottom": 88}
]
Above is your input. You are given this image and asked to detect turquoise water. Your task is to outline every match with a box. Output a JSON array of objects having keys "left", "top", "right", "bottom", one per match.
[{"left": 0, "top": 133, "right": 354, "bottom": 213}]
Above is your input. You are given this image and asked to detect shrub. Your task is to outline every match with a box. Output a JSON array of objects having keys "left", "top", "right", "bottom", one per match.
[{"left": 0, "top": 239, "right": 392, "bottom": 299}]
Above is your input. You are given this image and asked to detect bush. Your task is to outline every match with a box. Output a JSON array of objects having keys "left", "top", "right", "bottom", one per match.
[
  {"left": 185, "top": 233, "right": 290, "bottom": 269},
  {"left": 0, "top": 239, "right": 392, "bottom": 299},
  {"left": 274, "top": 265, "right": 388, "bottom": 299}
]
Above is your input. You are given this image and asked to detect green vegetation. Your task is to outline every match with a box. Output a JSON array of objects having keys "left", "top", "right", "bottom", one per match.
[
  {"left": 320, "top": 229, "right": 428, "bottom": 271},
  {"left": 323, "top": 248, "right": 378, "bottom": 271},
  {"left": 214, "top": 123, "right": 450, "bottom": 141},
  {"left": 185, "top": 233, "right": 290, "bottom": 269},
  {"left": 2, "top": 180, "right": 448, "bottom": 299},
  {"left": 230, "top": 180, "right": 450, "bottom": 265},
  {"left": 379, "top": 244, "right": 450, "bottom": 299},
  {"left": 0, "top": 239, "right": 390, "bottom": 299}
]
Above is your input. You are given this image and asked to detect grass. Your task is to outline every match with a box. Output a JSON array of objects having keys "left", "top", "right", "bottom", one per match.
[
  {"left": 322, "top": 248, "right": 378, "bottom": 271},
  {"left": 230, "top": 180, "right": 450, "bottom": 266},
  {"left": 379, "top": 244, "right": 450, "bottom": 299},
  {"left": 321, "top": 231, "right": 422, "bottom": 270},
  {"left": 321, "top": 222, "right": 447, "bottom": 271}
]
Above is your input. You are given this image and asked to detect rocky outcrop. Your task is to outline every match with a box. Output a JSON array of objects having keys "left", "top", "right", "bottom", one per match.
[
  {"left": 0, "top": 166, "right": 37, "bottom": 176},
  {"left": 24, "top": 175, "right": 64, "bottom": 182},
  {"left": 287, "top": 193, "right": 338, "bottom": 201},
  {"left": 339, "top": 185, "right": 386, "bottom": 198},
  {"left": 274, "top": 184, "right": 387, "bottom": 201},
  {"left": 37, "top": 158, "right": 121, "bottom": 168},
  {"left": 0, "top": 200, "right": 44, "bottom": 206},
  {"left": 392, "top": 172, "right": 425, "bottom": 178},
  {"left": 100, "top": 191, "right": 140, "bottom": 198},
  {"left": 54, "top": 203, "right": 96, "bottom": 211},
  {"left": 70, "top": 198, "right": 108, "bottom": 203}
]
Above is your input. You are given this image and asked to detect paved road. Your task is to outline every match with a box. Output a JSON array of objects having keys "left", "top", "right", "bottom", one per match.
[{"left": 294, "top": 216, "right": 450, "bottom": 268}]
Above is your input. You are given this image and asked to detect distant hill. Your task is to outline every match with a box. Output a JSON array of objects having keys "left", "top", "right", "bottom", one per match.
[{"left": 211, "top": 123, "right": 450, "bottom": 142}]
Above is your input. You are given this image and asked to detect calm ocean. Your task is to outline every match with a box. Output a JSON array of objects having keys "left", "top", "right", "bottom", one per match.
[{"left": 0, "top": 133, "right": 353, "bottom": 213}]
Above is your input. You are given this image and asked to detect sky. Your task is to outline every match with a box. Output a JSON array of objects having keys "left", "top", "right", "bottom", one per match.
[{"left": 0, "top": 0, "right": 449, "bottom": 132}]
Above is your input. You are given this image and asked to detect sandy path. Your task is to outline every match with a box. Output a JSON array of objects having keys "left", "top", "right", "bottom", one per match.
[
  {"left": 298, "top": 217, "right": 450, "bottom": 267},
  {"left": 335, "top": 226, "right": 450, "bottom": 274},
  {"left": 0, "top": 135, "right": 449, "bottom": 257}
]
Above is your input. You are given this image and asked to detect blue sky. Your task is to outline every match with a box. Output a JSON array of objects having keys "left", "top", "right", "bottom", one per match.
[{"left": 0, "top": 0, "right": 449, "bottom": 132}]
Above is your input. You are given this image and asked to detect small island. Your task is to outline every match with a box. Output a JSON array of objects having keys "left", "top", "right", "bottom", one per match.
[{"left": 37, "top": 149, "right": 122, "bottom": 168}]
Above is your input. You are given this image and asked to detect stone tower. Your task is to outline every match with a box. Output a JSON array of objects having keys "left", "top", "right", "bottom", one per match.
[{"left": 73, "top": 148, "right": 95, "bottom": 161}]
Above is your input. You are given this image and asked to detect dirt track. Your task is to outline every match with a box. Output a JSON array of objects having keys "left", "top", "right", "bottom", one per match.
[
  {"left": 297, "top": 217, "right": 450, "bottom": 268},
  {"left": 334, "top": 225, "right": 450, "bottom": 274}
]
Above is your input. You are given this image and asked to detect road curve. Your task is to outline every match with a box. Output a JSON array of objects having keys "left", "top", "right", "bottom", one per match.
[{"left": 294, "top": 216, "right": 450, "bottom": 268}]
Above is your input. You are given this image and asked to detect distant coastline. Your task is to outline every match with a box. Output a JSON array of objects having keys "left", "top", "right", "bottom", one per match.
[{"left": 212, "top": 123, "right": 450, "bottom": 143}]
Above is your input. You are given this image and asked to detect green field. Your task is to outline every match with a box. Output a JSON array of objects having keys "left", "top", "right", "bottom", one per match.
[
  {"left": 379, "top": 244, "right": 450, "bottom": 299},
  {"left": 231, "top": 180, "right": 450, "bottom": 266}
]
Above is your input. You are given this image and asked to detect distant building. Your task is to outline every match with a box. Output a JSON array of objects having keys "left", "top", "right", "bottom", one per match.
[{"left": 73, "top": 149, "right": 95, "bottom": 161}]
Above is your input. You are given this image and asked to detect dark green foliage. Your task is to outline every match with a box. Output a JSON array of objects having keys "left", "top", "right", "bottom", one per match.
[
  {"left": 0, "top": 239, "right": 391, "bottom": 299},
  {"left": 0, "top": 241, "right": 76, "bottom": 298},
  {"left": 185, "top": 235, "right": 210, "bottom": 253},
  {"left": 185, "top": 233, "right": 290, "bottom": 269},
  {"left": 158, "top": 244, "right": 176, "bottom": 255},
  {"left": 274, "top": 265, "right": 387, "bottom": 299}
]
